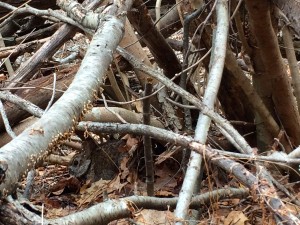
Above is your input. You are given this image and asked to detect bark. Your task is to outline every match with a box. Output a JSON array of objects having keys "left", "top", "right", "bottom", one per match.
[
  {"left": 282, "top": 26, "right": 300, "bottom": 112},
  {"left": 0, "top": 189, "right": 248, "bottom": 224},
  {"left": 120, "top": 19, "right": 155, "bottom": 86},
  {"left": 0, "top": 0, "right": 132, "bottom": 196},
  {"left": 191, "top": 3, "right": 256, "bottom": 144},
  {"left": 128, "top": 0, "right": 182, "bottom": 78},
  {"left": 0, "top": 0, "right": 58, "bottom": 17},
  {"left": 0, "top": 0, "right": 64, "bottom": 36},
  {"left": 159, "top": 6, "right": 182, "bottom": 38},
  {"left": 0, "top": 65, "right": 77, "bottom": 133},
  {"left": 175, "top": 1, "right": 229, "bottom": 223},
  {"left": 83, "top": 107, "right": 164, "bottom": 128},
  {"left": 0, "top": 107, "right": 164, "bottom": 147},
  {"left": 218, "top": 68, "right": 256, "bottom": 145},
  {"left": 272, "top": 0, "right": 300, "bottom": 36},
  {"left": 118, "top": 48, "right": 300, "bottom": 223},
  {"left": 0, "top": 38, "right": 49, "bottom": 59},
  {"left": 245, "top": 0, "right": 300, "bottom": 146},
  {"left": 251, "top": 45, "right": 275, "bottom": 151},
  {"left": 5, "top": 0, "right": 100, "bottom": 89}
]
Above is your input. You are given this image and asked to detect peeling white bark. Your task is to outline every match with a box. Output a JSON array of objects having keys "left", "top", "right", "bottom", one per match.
[
  {"left": 174, "top": 1, "right": 229, "bottom": 223},
  {"left": 0, "top": 0, "right": 131, "bottom": 196}
]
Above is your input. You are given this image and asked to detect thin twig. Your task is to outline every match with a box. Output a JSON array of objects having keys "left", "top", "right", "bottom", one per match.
[
  {"left": 0, "top": 90, "right": 43, "bottom": 117},
  {"left": 23, "top": 169, "right": 35, "bottom": 199},
  {"left": 143, "top": 78, "right": 154, "bottom": 196},
  {"left": 0, "top": 99, "right": 16, "bottom": 138},
  {"left": 44, "top": 73, "right": 57, "bottom": 113},
  {"left": 0, "top": 33, "right": 14, "bottom": 76},
  {"left": 101, "top": 93, "right": 127, "bottom": 123}
]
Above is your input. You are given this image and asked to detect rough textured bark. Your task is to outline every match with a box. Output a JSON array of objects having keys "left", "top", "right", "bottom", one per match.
[
  {"left": 245, "top": 0, "right": 300, "bottom": 146},
  {"left": 0, "top": 0, "right": 68, "bottom": 36},
  {"left": 159, "top": 6, "right": 182, "bottom": 38},
  {"left": 0, "top": 0, "right": 132, "bottom": 196},
  {"left": 0, "top": 66, "right": 77, "bottom": 133},
  {"left": 251, "top": 45, "right": 276, "bottom": 151},
  {"left": 128, "top": 0, "right": 182, "bottom": 78},
  {"left": 0, "top": 0, "right": 58, "bottom": 17},
  {"left": 272, "top": 0, "right": 300, "bottom": 36},
  {"left": 4, "top": 0, "right": 99, "bottom": 89},
  {"left": 199, "top": 22, "right": 256, "bottom": 144}
]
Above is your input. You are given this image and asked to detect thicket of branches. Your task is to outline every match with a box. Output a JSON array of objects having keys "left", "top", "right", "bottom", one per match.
[{"left": 0, "top": 0, "right": 300, "bottom": 224}]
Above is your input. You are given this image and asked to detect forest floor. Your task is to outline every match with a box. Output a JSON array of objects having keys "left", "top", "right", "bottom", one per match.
[{"left": 25, "top": 147, "right": 300, "bottom": 225}]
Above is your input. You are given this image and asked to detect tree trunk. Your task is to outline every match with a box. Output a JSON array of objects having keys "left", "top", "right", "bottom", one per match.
[{"left": 245, "top": 0, "right": 300, "bottom": 147}]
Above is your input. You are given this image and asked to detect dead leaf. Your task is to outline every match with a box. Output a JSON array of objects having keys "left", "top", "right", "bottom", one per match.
[
  {"left": 77, "top": 175, "right": 127, "bottom": 206},
  {"left": 50, "top": 176, "right": 81, "bottom": 194},
  {"left": 78, "top": 179, "right": 110, "bottom": 206},
  {"left": 122, "top": 134, "right": 139, "bottom": 148},
  {"left": 155, "top": 190, "right": 176, "bottom": 197},
  {"left": 224, "top": 211, "right": 248, "bottom": 225},
  {"left": 135, "top": 209, "right": 175, "bottom": 224},
  {"left": 132, "top": 96, "right": 143, "bottom": 113},
  {"left": 0, "top": 74, "right": 7, "bottom": 81},
  {"left": 120, "top": 157, "right": 130, "bottom": 179},
  {"left": 155, "top": 147, "right": 179, "bottom": 165}
]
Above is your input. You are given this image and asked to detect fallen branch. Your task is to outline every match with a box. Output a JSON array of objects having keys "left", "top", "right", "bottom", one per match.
[
  {"left": 0, "top": 0, "right": 132, "bottom": 196},
  {"left": 0, "top": 188, "right": 248, "bottom": 224}
]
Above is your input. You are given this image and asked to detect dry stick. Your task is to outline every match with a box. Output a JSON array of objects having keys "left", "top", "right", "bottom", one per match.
[
  {"left": 117, "top": 46, "right": 251, "bottom": 153},
  {"left": 101, "top": 93, "right": 127, "bottom": 124},
  {"left": 44, "top": 72, "right": 56, "bottom": 113},
  {"left": 282, "top": 24, "right": 300, "bottom": 112},
  {"left": 143, "top": 79, "right": 154, "bottom": 196},
  {"left": 6, "top": 189, "right": 246, "bottom": 224},
  {"left": 107, "top": 68, "right": 131, "bottom": 111},
  {"left": 216, "top": 124, "right": 243, "bottom": 153},
  {"left": 1, "top": 84, "right": 65, "bottom": 93},
  {"left": 77, "top": 122, "right": 300, "bottom": 210},
  {"left": 0, "top": 28, "right": 36, "bottom": 72},
  {"left": 98, "top": 71, "right": 181, "bottom": 108},
  {"left": 176, "top": 1, "right": 228, "bottom": 223},
  {"left": 49, "top": 188, "right": 248, "bottom": 224},
  {"left": 0, "top": 2, "right": 86, "bottom": 32},
  {"left": 155, "top": 0, "right": 162, "bottom": 30},
  {"left": 0, "top": 100, "right": 16, "bottom": 139},
  {"left": 0, "top": 0, "right": 132, "bottom": 197},
  {"left": 23, "top": 169, "right": 35, "bottom": 199},
  {"left": 233, "top": 3, "right": 251, "bottom": 55},
  {"left": 77, "top": 122, "right": 300, "bottom": 165},
  {"left": 0, "top": 0, "right": 31, "bottom": 21},
  {"left": 128, "top": 0, "right": 182, "bottom": 79},
  {"left": 0, "top": 37, "right": 49, "bottom": 59},
  {"left": 4, "top": 0, "right": 100, "bottom": 90},
  {"left": 116, "top": 48, "right": 300, "bottom": 224},
  {"left": 0, "top": 91, "right": 43, "bottom": 117},
  {"left": 180, "top": 3, "right": 204, "bottom": 131},
  {"left": 185, "top": 1, "right": 215, "bottom": 79},
  {"left": 230, "top": 0, "right": 243, "bottom": 20},
  {"left": 78, "top": 122, "right": 260, "bottom": 188},
  {"left": 0, "top": 33, "right": 14, "bottom": 76}
]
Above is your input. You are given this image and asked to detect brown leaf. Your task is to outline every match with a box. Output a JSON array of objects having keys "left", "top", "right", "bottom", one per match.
[
  {"left": 0, "top": 74, "right": 7, "bottom": 81},
  {"left": 224, "top": 211, "right": 248, "bottom": 225},
  {"left": 50, "top": 176, "right": 81, "bottom": 194},
  {"left": 135, "top": 210, "right": 175, "bottom": 224}
]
